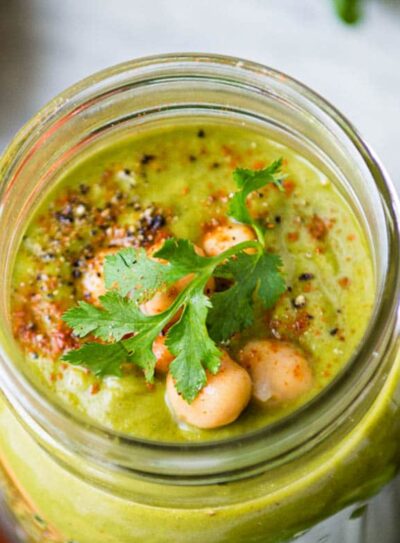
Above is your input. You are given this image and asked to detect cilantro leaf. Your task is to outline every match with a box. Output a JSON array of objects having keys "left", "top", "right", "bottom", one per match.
[
  {"left": 122, "top": 317, "right": 165, "bottom": 382},
  {"left": 166, "top": 289, "right": 222, "bottom": 402},
  {"left": 62, "top": 342, "right": 131, "bottom": 377},
  {"left": 255, "top": 252, "right": 287, "bottom": 308},
  {"left": 207, "top": 282, "right": 254, "bottom": 344},
  {"left": 228, "top": 159, "right": 284, "bottom": 239},
  {"left": 208, "top": 251, "right": 286, "bottom": 342},
  {"left": 104, "top": 247, "right": 184, "bottom": 301},
  {"left": 154, "top": 238, "right": 210, "bottom": 273},
  {"left": 62, "top": 291, "right": 148, "bottom": 341}
]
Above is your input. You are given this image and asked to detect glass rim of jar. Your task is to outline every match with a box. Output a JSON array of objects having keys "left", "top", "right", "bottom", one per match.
[{"left": 0, "top": 53, "right": 399, "bottom": 484}]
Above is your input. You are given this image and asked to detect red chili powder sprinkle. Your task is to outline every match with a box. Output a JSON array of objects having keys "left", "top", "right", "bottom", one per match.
[
  {"left": 287, "top": 232, "right": 299, "bottom": 242},
  {"left": 283, "top": 179, "right": 296, "bottom": 195},
  {"left": 338, "top": 277, "right": 351, "bottom": 288},
  {"left": 90, "top": 382, "right": 101, "bottom": 395},
  {"left": 252, "top": 160, "right": 266, "bottom": 170}
]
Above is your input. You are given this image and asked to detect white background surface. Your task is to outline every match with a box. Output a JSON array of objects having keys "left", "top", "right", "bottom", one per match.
[{"left": 0, "top": 0, "right": 399, "bottom": 189}]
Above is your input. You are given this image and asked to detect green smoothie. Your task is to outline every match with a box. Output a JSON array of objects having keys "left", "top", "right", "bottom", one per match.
[
  {"left": 11, "top": 123, "right": 373, "bottom": 441},
  {"left": 1, "top": 121, "right": 398, "bottom": 543}
]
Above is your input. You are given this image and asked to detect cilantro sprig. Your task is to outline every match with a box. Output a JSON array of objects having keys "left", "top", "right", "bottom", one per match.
[
  {"left": 228, "top": 158, "right": 284, "bottom": 244},
  {"left": 62, "top": 160, "right": 286, "bottom": 402}
]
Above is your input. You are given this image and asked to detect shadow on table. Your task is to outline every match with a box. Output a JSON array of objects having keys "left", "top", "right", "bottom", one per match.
[{"left": 0, "top": 0, "right": 37, "bottom": 150}]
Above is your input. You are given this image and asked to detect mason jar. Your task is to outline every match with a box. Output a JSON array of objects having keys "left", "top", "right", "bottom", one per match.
[{"left": 0, "top": 54, "right": 399, "bottom": 543}]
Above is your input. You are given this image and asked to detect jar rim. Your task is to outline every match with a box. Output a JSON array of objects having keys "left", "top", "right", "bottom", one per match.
[{"left": 1, "top": 52, "right": 399, "bottom": 483}]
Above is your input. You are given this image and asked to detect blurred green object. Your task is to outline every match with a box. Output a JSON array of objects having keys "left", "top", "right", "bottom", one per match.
[{"left": 334, "top": 0, "right": 363, "bottom": 23}]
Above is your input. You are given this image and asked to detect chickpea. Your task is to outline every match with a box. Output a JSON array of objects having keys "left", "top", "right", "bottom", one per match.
[
  {"left": 202, "top": 222, "right": 256, "bottom": 256},
  {"left": 239, "top": 340, "right": 313, "bottom": 404},
  {"left": 166, "top": 352, "right": 252, "bottom": 429},
  {"left": 153, "top": 334, "right": 175, "bottom": 373},
  {"left": 80, "top": 248, "right": 117, "bottom": 304}
]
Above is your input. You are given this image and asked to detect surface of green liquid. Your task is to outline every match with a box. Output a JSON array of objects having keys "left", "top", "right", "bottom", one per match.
[{"left": 11, "top": 122, "right": 374, "bottom": 442}]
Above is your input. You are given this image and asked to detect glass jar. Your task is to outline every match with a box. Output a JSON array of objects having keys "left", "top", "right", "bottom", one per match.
[{"left": 0, "top": 53, "right": 399, "bottom": 543}]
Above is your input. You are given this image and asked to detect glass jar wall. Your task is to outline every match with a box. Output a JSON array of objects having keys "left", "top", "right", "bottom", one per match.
[{"left": 0, "top": 54, "right": 399, "bottom": 543}]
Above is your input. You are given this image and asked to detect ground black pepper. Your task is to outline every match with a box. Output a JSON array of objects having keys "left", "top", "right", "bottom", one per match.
[
  {"left": 79, "top": 184, "right": 90, "bottom": 195},
  {"left": 149, "top": 214, "right": 166, "bottom": 230},
  {"left": 141, "top": 154, "right": 156, "bottom": 165},
  {"left": 299, "top": 273, "right": 315, "bottom": 281}
]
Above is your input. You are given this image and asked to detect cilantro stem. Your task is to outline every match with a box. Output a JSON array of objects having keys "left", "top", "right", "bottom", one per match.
[
  {"left": 208, "top": 239, "right": 262, "bottom": 263},
  {"left": 252, "top": 223, "right": 266, "bottom": 247}
]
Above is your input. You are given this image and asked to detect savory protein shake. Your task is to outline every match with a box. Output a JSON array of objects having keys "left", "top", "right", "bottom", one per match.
[{"left": 0, "top": 56, "right": 398, "bottom": 543}]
